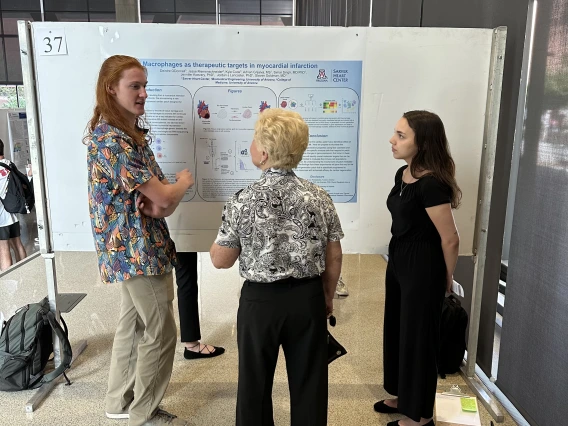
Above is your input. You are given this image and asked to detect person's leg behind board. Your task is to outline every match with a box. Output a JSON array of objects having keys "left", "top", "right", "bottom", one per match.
[
  {"left": 175, "top": 251, "right": 225, "bottom": 359},
  {"left": 9, "top": 222, "right": 26, "bottom": 262}
]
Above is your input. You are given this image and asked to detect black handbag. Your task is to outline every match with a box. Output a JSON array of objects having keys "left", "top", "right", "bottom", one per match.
[{"left": 327, "top": 315, "right": 347, "bottom": 364}]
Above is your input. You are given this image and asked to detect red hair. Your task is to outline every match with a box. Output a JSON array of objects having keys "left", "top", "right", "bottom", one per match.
[{"left": 85, "top": 55, "right": 148, "bottom": 145}]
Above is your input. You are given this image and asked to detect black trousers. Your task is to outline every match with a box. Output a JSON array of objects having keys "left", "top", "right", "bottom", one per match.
[
  {"left": 175, "top": 251, "right": 201, "bottom": 342},
  {"left": 383, "top": 240, "right": 446, "bottom": 422},
  {"left": 236, "top": 277, "right": 328, "bottom": 426}
]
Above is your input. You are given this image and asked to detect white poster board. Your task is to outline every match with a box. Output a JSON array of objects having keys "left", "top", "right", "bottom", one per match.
[{"left": 27, "top": 23, "right": 494, "bottom": 254}]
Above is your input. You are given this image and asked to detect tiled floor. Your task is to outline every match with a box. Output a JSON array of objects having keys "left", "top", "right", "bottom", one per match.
[{"left": 0, "top": 253, "right": 520, "bottom": 425}]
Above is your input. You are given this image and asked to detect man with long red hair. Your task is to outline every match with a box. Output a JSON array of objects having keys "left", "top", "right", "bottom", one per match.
[{"left": 86, "top": 55, "right": 193, "bottom": 426}]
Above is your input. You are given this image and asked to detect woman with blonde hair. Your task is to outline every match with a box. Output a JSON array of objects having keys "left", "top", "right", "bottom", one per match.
[
  {"left": 86, "top": 55, "right": 193, "bottom": 426},
  {"left": 210, "top": 108, "right": 344, "bottom": 426}
]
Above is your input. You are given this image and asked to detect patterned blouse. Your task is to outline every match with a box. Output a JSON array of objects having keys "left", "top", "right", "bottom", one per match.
[
  {"left": 215, "top": 168, "right": 344, "bottom": 282},
  {"left": 87, "top": 121, "right": 176, "bottom": 284}
]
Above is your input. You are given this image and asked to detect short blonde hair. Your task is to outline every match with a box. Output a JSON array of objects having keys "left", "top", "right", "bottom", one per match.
[{"left": 254, "top": 108, "right": 309, "bottom": 170}]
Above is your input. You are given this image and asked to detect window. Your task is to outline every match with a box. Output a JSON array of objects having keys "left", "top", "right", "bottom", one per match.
[
  {"left": 140, "top": 0, "right": 175, "bottom": 13},
  {"left": 176, "top": 0, "right": 216, "bottom": 14},
  {"left": 0, "top": 0, "right": 40, "bottom": 12},
  {"left": 43, "top": 0, "right": 116, "bottom": 23},
  {"left": 218, "top": 0, "right": 292, "bottom": 26},
  {"left": 141, "top": 0, "right": 217, "bottom": 24},
  {"left": 220, "top": 14, "right": 261, "bottom": 25},
  {"left": 177, "top": 14, "right": 216, "bottom": 24},
  {"left": 2, "top": 12, "right": 38, "bottom": 35},
  {"left": 219, "top": 0, "right": 260, "bottom": 14},
  {"left": 0, "top": 86, "right": 22, "bottom": 108},
  {"left": 141, "top": 14, "right": 177, "bottom": 24},
  {"left": 0, "top": 1, "right": 40, "bottom": 85}
]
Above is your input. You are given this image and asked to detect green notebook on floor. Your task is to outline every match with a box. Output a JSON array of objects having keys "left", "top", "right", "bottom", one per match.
[{"left": 460, "top": 397, "right": 478, "bottom": 412}]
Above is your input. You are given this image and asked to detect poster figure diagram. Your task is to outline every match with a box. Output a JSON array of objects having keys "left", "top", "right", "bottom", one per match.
[
  {"left": 197, "top": 100, "right": 210, "bottom": 119},
  {"left": 203, "top": 139, "right": 255, "bottom": 173},
  {"left": 259, "top": 101, "right": 271, "bottom": 112}
]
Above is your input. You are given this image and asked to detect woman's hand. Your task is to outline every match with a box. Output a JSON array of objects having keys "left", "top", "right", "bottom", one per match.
[
  {"left": 446, "top": 275, "right": 454, "bottom": 293},
  {"left": 326, "top": 295, "right": 334, "bottom": 318},
  {"left": 322, "top": 241, "right": 342, "bottom": 318}
]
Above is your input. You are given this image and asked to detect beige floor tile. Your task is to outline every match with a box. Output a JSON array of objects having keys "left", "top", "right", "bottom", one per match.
[{"left": 0, "top": 253, "right": 519, "bottom": 425}]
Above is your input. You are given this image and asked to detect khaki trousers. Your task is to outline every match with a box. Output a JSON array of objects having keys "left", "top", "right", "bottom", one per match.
[{"left": 105, "top": 272, "right": 177, "bottom": 426}]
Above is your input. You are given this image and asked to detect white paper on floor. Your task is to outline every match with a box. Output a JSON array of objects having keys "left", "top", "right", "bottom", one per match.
[{"left": 435, "top": 393, "right": 481, "bottom": 426}]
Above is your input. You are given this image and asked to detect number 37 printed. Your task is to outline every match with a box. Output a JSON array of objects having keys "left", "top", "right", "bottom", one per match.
[
  {"left": 35, "top": 29, "right": 68, "bottom": 56},
  {"left": 43, "top": 36, "right": 64, "bottom": 53}
]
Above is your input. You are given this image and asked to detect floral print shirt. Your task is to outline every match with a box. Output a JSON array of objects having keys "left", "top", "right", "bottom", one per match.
[
  {"left": 215, "top": 168, "right": 344, "bottom": 282},
  {"left": 87, "top": 121, "right": 176, "bottom": 284}
]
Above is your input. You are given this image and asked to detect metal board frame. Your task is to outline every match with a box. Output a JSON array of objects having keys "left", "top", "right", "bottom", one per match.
[
  {"left": 17, "top": 20, "right": 88, "bottom": 413},
  {"left": 461, "top": 26, "right": 507, "bottom": 422},
  {"left": 467, "top": 26, "right": 507, "bottom": 377}
]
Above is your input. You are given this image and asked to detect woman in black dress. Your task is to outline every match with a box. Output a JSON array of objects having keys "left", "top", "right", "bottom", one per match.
[{"left": 374, "top": 111, "right": 461, "bottom": 426}]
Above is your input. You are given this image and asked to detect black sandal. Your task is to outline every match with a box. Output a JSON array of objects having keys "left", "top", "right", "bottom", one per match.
[
  {"left": 374, "top": 400, "right": 399, "bottom": 414},
  {"left": 184, "top": 343, "right": 226, "bottom": 360},
  {"left": 386, "top": 420, "right": 434, "bottom": 426}
]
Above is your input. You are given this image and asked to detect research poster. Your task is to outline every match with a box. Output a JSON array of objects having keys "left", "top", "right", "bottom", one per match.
[
  {"left": 7, "top": 112, "right": 30, "bottom": 170},
  {"left": 142, "top": 59, "right": 362, "bottom": 203}
]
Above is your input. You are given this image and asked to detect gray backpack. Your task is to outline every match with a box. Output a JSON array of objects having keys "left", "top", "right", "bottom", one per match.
[{"left": 0, "top": 298, "right": 72, "bottom": 391}]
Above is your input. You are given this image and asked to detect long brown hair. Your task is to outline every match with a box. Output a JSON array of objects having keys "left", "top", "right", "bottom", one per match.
[
  {"left": 404, "top": 110, "right": 462, "bottom": 209},
  {"left": 84, "top": 55, "right": 149, "bottom": 145}
]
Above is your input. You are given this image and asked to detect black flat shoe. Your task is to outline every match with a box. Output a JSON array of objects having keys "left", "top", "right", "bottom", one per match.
[
  {"left": 183, "top": 345, "right": 225, "bottom": 360},
  {"left": 386, "top": 421, "right": 434, "bottom": 426},
  {"left": 374, "top": 400, "right": 399, "bottom": 414}
]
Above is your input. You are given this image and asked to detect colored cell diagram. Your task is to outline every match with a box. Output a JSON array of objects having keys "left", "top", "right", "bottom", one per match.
[
  {"left": 323, "top": 100, "right": 338, "bottom": 114},
  {"left": 342, "top": 99, "right": 358, "bottom": 113}
]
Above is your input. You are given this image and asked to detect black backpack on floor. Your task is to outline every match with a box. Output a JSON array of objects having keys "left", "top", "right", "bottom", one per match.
[
  {"left": 438, "top": 295, "right": 468, "bottom": 378},
  {"left": 0, "top": 298, "right": 72, "bottom": 391},
  {"left": 0, "top": 161, "right": 35, "bottom": 214}
]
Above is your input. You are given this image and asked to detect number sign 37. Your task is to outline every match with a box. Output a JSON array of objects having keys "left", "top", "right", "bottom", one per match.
[{"left": 35, "top": 28, "right": 68, "bottom": 56}]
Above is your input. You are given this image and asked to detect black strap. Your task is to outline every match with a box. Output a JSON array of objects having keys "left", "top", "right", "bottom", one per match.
[
  {"left": 40, "top": 311, "right": 73, "bottom": 384},
  {"left": 2, "top": 316, "right": 14, "bottom": 352},
  {"left": 0, "top": 162, "right": 13, "bottom": 172},
  {"left": 59, "top": 315, "right": 69, "bottom": 338},
  {"left": 0, "top": 162, "right": 13, "bottom": 208},
  {"left": 28, "top": 372, "right": 44, "bottom": 389}
]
